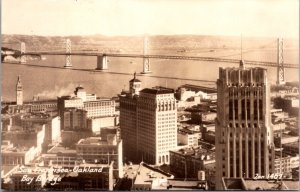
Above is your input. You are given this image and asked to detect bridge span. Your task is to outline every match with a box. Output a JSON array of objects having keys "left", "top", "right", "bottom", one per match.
[
  {"left": 2, "top": 38, "right": 299, "bottom": 85},
  {"left": 20, "top": 51, "right": 299, "bottom": 69}
]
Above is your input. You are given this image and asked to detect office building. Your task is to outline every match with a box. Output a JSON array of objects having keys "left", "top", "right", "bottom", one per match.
[
  {"left": 119, "top": 75, "right": 139, "bottom": 162},
  {"left": 57, "top": 86, "right": 116, "bottom": 118},
  {"left": 21, "top": 114, "right": 61, "bottom": 147},
  {"left": 215, "top": 61, "right": 275, "bottom": 189},
  {"left": 119, "top": 74, "right": 177, "bottom": 165},
  {"left": 61, "top": 108, "right": 87, "bottom": 130},
  {"left": 137, "top": 87, "right": 177, "bottom": 165}
]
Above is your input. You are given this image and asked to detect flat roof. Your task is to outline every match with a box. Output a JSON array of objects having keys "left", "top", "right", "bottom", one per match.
[
  {"left": 134, "top": 163, "right": 173, "bottom": 185},
  {"left": 47, "top": 145, "right": 77, "bottom": 154},
  {"left": 77, "top": 137, "right": 114, "bottom": 145},
  {"left": 180, "top": 84, "right": 217, "bottom": 93},
  {"left": 2, "top": 146, "right": 31, "bottom": 153},
  {"left": 141, "top": 87, "right": 174, "bottom": 95},
  {"left": 171, "top": 147, "right": 215, "bottom": 161},
  {"left": 168, "top": 179, "right": 205, "bottom": 187},
  {"left": 282, "top": 141, "right": 299, "bottom": 148},
  {"left": 243, "top": 179, "right": 288, "bottom": 190}
]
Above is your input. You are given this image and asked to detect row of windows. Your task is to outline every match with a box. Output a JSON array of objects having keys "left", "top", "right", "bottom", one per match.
[
  {"left": 158, "top": 117, "right": 176, "bottom": 121},
  {"left": 158, "top": 124, "right": 176, "bottom": 128}
]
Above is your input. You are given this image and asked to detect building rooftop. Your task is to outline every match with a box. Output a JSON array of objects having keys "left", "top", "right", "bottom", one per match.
[
  {"left": 129, "top": 78, "right": 141, "bottom": 83},
  {"left": 282, "top": 141, "right": 299, "bottom": 148},
  {"left": 21, "top": 113, "right": 54, "bottom": 120},
  {"left": 178, "top": 127, "right": 200, "bottom": 135},
  {"left": 222, "top": 178, "right": 245, "bottom": 190},
  {"left": 222, "top": 178, "right": 298, "bottom": 190},
  {"left": 243, "top": 179, "right": 289, "bottom": 190},
  {"left": 180, "top": 84, "right": 217, "bottom": 94},
  {"left": 77, "top": 136, "right": 117, "bottom": 146},
  {"left": 171, "top": 147, "right": 215, "bottom": 161},
  {"left": 47, "top": 145, "right": 77, "bottom": 154},
  {"left": 141, "top": 87, "right": 174, "bottom": 95},
  {"left": 1, "top": 146, "right": 32, "bottom": 153},
  {"left": 167, "top": 179, "right": 207, "bottom": 190},
  {"left": 134, "top": 163, "right": 173, "bottom": 185}
]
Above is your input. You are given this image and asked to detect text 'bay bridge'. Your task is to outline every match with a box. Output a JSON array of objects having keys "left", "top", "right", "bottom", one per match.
[{"left": 2, "top": 37, "right": 298, "bottom": 85}]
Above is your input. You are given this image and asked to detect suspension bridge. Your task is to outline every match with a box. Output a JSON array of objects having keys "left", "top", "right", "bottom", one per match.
[{"left": 1, "top": 37, "right": 298, "bottom": 85}]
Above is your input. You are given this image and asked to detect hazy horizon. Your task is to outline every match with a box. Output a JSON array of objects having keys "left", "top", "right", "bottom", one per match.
[
  {"left": 2, "top": 33, "right": 300, "bottom": 40},
  {"left": 2, "top": 0, "right": 299, "bottom": 38}
]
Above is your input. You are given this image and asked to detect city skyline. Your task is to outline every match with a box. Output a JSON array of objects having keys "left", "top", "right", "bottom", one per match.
[
  {"left": 1, "top": 0, "right": 299, "bottom": 191},
  {"left": 2, "top": 0, "right": 299, "bottom": 38}
]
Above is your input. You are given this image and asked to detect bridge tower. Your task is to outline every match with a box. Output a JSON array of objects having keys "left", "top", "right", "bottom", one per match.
[
  {"left": 20, "top": 42, "right": 26, "bottom": 64},
  {"left": 64, "top": 39, "right": 72, "bottom": 68},
  {"left": 276, "top": 38, "right": 285, "bottom": 85},
  {"left": 141, "top": 36, "right": 151, "bottom": 74},
  {"left": 95, "top": 54, "right": 108, "bottom": 70}
]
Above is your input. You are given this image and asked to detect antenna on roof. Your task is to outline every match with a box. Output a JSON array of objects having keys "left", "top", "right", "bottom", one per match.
[
  {"left": 240, "top": 33, "right": 245, "bottom": 69},
  {"left": 240, "top": 33, "right": 243, "bottom": 60}
]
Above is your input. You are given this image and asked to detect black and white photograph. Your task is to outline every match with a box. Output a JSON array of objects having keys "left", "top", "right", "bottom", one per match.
[{"left": 1, "top": 0, "right": 299, "bottom": 190}]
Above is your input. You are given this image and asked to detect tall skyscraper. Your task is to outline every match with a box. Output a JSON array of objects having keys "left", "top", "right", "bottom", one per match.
[
  {"left": 119, "top": 74, "right": 177, "bottom": 165},
  {"left": 137, "top": 86, "right": 177, "bottom": 165},
  {"left": 215, "top": 61, "right": 275, "bottom": 189},
  {"left": 119, "top": 74, "right": 140, "bottom": 162},
  {"left": 16, "top": 75, "right": 23, "bottom": 105}
]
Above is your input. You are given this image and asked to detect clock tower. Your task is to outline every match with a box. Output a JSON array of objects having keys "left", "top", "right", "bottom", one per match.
[{"left": 16, "top": 75, "right": 23, "bottom": 105}]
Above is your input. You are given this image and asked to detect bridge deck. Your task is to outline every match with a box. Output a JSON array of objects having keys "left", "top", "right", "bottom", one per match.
[{"left": 21, "top": 52, "right": 299, "bottom": 69}]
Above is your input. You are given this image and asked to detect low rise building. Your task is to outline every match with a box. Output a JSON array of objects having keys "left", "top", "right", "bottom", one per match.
[
  {"left": 177, "top": 128, "right": 200, "bottom": 147},
  {"left": 58, "top": 86, "right": 116, "bottom": 118},
  {"left": 221, "top": 178, "right": 299, "bottom": 190},
  {"left": 76, "top": 136, "right": 123, "bottom": 178},
  {"left": 20, "top": 114, "right": 61, "bottom": 147},
  {"left": 61, "top": 130, "right": 92, "bottom": 148},
  {"left": 3, "top": 125, "right": 45, "bottom": 155},
  {"left": 274, "top": 151, "right": 293, "bottom": 178},
  {"left": 169, "top": 147, "right": 215, "bottom": 180},
  {"left": 43, "top": 145, "right": 77, "bottom": 168},
  {"left": 131, "top": 163, "right": 174, "bottom": 191},
  {"left": 273, "top": 96, "right": 299, "bottom": 116},
  {"left": 274, "top": 133, "right": 299, "bottom": 146},
  {"left": 29, "top": 100, "right": 57, "bottom": 113},
  {"left": 282, "top": 141, "right": 299, "bottom": 156},
  {"left": 87, "top": 116, "right": 118, "bottom": 133}
]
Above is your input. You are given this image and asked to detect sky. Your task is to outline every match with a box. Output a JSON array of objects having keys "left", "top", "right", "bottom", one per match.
[{"left": 1, "top": 0, "right": 299, "bottom": 38}]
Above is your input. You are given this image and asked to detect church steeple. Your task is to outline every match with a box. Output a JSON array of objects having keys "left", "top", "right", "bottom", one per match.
[{"left": 16, "top": 75, "right": 23, "bottom": 105}]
